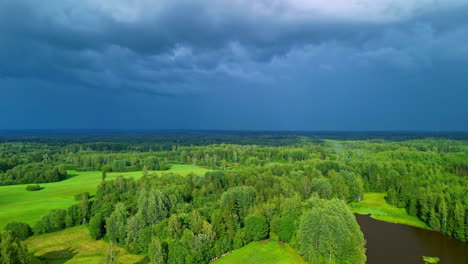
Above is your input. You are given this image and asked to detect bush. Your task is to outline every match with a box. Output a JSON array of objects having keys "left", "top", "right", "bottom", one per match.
[
  {"left": 26, "top": 184, "right": 42, "bottom": 191},
  {"left": 4, "top": 222, "right": 33, "bottom": 240},
  {"left": 34, "top": 209, "right": 67, "bottom": 234}
]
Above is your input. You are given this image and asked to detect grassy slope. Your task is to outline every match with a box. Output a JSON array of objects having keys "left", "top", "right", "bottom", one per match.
[
  {"left": 0, "top": 165, "right": 208, "bottom": 229},
  {"left": 349, "top": 192, "right": 428, "bottom": 229},
  {"left": 25, "top": 226, "right": 144, "bottom": 264},
  {"left": 214, "top": 241, "right": 306, "bottom": 264}
]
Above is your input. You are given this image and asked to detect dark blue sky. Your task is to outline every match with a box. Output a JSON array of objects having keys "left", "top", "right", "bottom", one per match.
[{"left": 1, "top": 0, "right": 468, "bottom": 131}]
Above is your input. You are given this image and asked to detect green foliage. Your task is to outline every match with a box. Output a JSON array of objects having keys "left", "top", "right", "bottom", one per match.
[
  {"left": 148, "top": 237, "right": 165, "bottom": 264},
  {"left": 3, "top": 222, "right": 32, "bottom": 241},
  {"left": 74, "top": 192, "right": 90, "bottom": 201},
  {"left": 298, "top": 199, "right": 366, "bottom": 264},
  {"left": 220, "top": 186, "right": 256, "bottom": 220},
  {"left": 244, "top": 215, "right": 268, "bottom": 242},
  {"left": 386, "top": 187, "right": 398, "bottom": 205},
  {"left": 0, "top": 163, "right": 66, "bottom": 185},
  {"left": 0, "top": 232, "right": 30, "bottom": 264},
  {"left": 277, "top": 217, "right": 295, "bottom": 243},
  {"left": 316, "top": 160, "right": 341, "bottom": 176},
  {"left": 311, "top": 178, "right": 332, "bottom": 199},
  {"left": 34, "top": 209, "right": 67, "bottom": 234},
  {"left": 138, "top": 189, "right": 170, "bottom": 226},
  {"left": 106, "top": 203, "right": 128, "bottom": 244},
  {"left": 422, "top": 256, "right": 440, "bottom": 264},
  {"left": 25, "top": 185, "right": 41, "bottom": 191},
  {"left": 89, "top": 213, "right": 106, "bottom": 240},
  {"left": 339, "top": 171, "right": 363, "bottom": 202}
]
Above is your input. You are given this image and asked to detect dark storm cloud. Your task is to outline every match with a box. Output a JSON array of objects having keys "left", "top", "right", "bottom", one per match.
[{"left": 1, "top": 0, "right": 467, "bottom": 130}]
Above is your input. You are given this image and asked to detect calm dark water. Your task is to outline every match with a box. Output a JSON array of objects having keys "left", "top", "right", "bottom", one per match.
[{"left": 355, "top": 214, "right": 468, "bottom": 264}]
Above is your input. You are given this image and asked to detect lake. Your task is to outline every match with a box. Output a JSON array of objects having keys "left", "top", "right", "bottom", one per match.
[{"left": 355, "top": 214, "right": 468, "bottom": 264}]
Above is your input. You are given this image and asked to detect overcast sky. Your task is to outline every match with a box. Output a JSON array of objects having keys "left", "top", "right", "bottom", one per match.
[{"left": 1, "top": 0, "right": 467, "bottom": 131}]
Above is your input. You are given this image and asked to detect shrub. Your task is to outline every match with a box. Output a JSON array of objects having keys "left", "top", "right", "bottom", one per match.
[
  {"left": 34, "top": 209, "right": 67, "bottom": 234},
  {"left": 26, "top": 184, "right": 42, "bottom": 191}
]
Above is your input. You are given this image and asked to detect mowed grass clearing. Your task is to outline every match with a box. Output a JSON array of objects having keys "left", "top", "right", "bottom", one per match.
[
  {"left": 349, "top": 192, "right": 428, "bottom": 229},
  {"left": 214, "top": 240, "right": 306, "bottom": 264},
  {"left": 0, "top": 165, "right": 209, "bottom": 229},
  {"left": 25, "top": 226, "right": 144, "bottom": 264}
]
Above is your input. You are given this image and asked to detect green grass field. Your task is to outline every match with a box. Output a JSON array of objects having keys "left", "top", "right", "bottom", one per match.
[
  {"left": 25, "top": 226, "right": 145, "bottom": 264},
  {"left": 214, "top": 241, "right": 306, "bottom": 264},
  {"left": 0, "top": 165, "right": 208, "bottom": 229},
  {"left": 349, "top": 192, "right": 428, "bottom": 229}
]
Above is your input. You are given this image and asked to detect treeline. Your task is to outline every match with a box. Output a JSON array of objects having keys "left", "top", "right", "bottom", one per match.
[
  {"left": 61, "top": 145, "right": 329, "bottom": 171},
  {"left": 0, "top": 163, "right": 67, "bottom": 185},
  {"left": 64, "top": 153, "right": 170, "bottom": 172}
]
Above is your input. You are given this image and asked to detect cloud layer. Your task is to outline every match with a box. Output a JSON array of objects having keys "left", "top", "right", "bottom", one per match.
[{"left": 1, "top": 0, "right": 467, "bottom": 130}]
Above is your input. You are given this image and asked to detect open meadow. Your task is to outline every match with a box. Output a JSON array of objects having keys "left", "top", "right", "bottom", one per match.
[
  {"left": 0, "top": 165, "right": 209, "bottom": 229},
  {"left": 349, "top": 192, "right": 428, "bottom": 229},
  {"left": 213, "top": 240, "right": 306, "bottom": 264},
  {"left": 25, "top": 226, "right": 145, "bottom": 264}
]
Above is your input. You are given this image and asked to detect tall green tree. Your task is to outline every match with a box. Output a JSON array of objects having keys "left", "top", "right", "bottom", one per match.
[
  {"left": 106, "top": 203, "right": 128, "bottom": 244},
  {"left": 453, "top": 202, "right": 466, "bottom": 241},
  {"left": 244, "top": 215, "right": 268, "bottom": 242},
  {"left": 298, "top": 199, "right": 366, "bottom": 264},
  {"left": 148, "top": 237, "right": 165, "bottom": 264}
]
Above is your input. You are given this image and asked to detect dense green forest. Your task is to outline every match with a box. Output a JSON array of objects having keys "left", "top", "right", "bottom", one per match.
[{"left": 0, "top": 132, "right": 466, "bottom": 264}]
